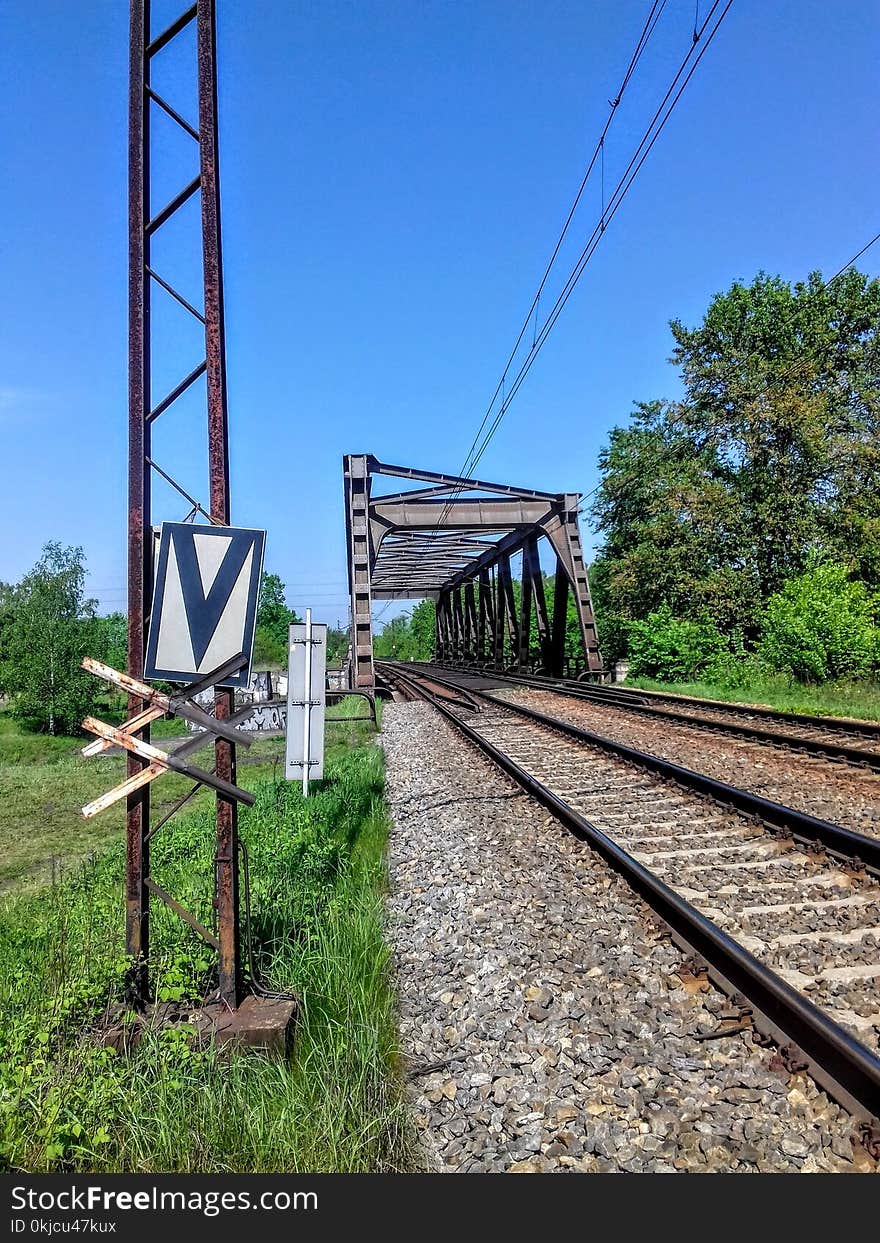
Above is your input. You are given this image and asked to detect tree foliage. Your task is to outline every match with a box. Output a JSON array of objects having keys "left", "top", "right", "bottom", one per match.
[
  {"left": 93, "top": 612, "right": 128, "bottom": 674},
  {"left": 373, "top": 600, "right": 435, "bottom": 661},
  {"left": 590, "top": 268, "right": 880, "bottom": 674},
  {"left": 1, "top": 544, "right": 99, "bottom": 734},
  {"left": 759, "top": 562, "right": 879, "bottom": 682},
  {"left": 0, "top": 582, "right": 16, "bottom": 696},
  {"left": 627, "top": 604, "right": 726, "bottom": 682},
  {"left": 326, "top": 626, "right": 349, "bottom": 667},
  {"left": 253, "top": 572, "right": 301, "bottom": 667}
]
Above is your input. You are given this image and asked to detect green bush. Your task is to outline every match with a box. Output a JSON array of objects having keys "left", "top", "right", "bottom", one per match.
[
  {"left": 759, "top": 562, "right": 879, "bottom": 682},
  {"left": 627, "top": 603, "right": 726, "bottom": 681}
]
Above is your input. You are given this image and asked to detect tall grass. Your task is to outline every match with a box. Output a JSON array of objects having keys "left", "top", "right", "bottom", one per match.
[
  {"left": 626, "top": 674, "right": 880, "bottom": 721},
  {"left": 0, "top": 743, "right": 417, "bottom": 1173}
]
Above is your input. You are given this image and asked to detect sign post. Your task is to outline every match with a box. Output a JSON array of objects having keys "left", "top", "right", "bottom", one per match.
[
  {"left": 286, "top": 615, "right": 327, "bottom": 793},
  {"left": 302, "top": 609, "right": 313, "bottom": 797}
]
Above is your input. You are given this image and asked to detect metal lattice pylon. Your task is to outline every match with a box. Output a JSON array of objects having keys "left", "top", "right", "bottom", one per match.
[{"left": 127, "top": 0, "right": 241, "bottom": 1008}]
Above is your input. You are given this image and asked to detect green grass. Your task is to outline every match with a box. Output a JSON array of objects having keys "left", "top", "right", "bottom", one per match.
[
  {"left": 0, "top": 695, "right": 382, "bottom": 892},
  {"left": 625, "top": 674, "right": 880, "bottom": 721},
  {"left": 0, "top": 712, "right": 223, "bottom": 892},
  {"left": 0, "top": 714, "right": 417, "bottom": 1173}
]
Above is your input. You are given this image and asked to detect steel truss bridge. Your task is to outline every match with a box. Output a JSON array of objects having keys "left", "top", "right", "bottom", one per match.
[{"left": 343, "top": 455, "right": 603, "bottom": 689}]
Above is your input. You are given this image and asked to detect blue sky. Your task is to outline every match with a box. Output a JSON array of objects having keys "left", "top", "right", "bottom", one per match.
[{"left": 1, "top": 0, "right": 878, "bottom": 628}]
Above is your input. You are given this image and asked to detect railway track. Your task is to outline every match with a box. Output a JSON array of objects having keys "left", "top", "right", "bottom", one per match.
[
  {"left": 400, "top": 661, "right": 880, "bottom": 841},
  {"left": 423, "top": 661, "right": 880, "bottom": 770},
  {"left": 378, "top": 660, "right": 880, "bottom": 1147},
  {"left": 493, "top": 686, "right": 880, "bottom": 840}
]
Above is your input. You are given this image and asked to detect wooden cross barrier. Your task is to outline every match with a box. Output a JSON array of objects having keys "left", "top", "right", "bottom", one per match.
[{"left": 80, "top": 653, "right": 256, "bottom": 818}]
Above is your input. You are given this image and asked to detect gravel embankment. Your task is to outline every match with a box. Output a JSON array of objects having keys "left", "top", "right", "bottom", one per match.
[
  {"left": 495, "top": 688, "right": 880, "bottom": 838},
  {"left": 382, "top": 701, "right": 874, "bottom": 1174}
]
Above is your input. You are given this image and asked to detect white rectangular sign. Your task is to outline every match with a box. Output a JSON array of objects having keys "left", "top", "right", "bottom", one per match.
[
  {"left": 144, "top": 522, "right": 266, "bottom": 688},
  {"left": 285, "top": 618, "right": 327, "bottom": 788}
]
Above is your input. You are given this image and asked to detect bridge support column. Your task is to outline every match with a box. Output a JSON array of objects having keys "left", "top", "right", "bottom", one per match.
[
  {"left": 464, "top": 581, "right": 478, "bottom": 664},
  {"left": 452, "top": 587, "right": 465, "bottom": 663},
  {"left": 525, "top": 536, "right": 551, "bottom": 672},
  {"left": 498, "top": 554, "right": 518, "bottom": 670},
  {"left": 478, "top": 569, "right": 493, "bottom": 664},
  {"left": 550, "top": 559, "right": 569, "bottom": 677},
  {"left": 344, "top": 454, "right": 375, "bottom": 688},
  {"left": 518, "top": 548, "right": 532, "bottom": 671},
  {"left": 435, "top": 590, "right": 447, "bottom": 661}
]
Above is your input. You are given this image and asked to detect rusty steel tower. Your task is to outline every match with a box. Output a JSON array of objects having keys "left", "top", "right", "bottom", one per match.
[{"left": 127, "top": 0, "right": 241, "bottom": 1008}]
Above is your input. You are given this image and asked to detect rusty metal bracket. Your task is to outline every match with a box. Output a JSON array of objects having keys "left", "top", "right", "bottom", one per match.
[{"left": 145, "top": 878, "right": 220, "bottom": 951}]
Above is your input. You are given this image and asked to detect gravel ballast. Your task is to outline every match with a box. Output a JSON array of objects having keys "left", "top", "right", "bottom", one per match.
[{"left": 382, "top": 701, "right": 875, "bottom": 1174}]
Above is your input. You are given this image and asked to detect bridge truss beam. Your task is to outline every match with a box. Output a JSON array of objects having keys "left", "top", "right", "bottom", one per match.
[{"left": 343, "top": 455, "right": 603, "bottom": 687}]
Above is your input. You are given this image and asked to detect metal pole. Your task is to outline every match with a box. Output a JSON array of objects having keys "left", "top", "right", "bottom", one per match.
[
  {"left": 198, "top": 0, "right": 240, "bottom": 1010},
  {"left": 126, "top": 0, "right": 151, "bottom": 1005},
  {"left": 551, "top": 558, "right": 569, "bottom": 677},
  {"left": 125, "top": 0, "right": 244, "bottom": 1010},
  {"left": 302, "top": 607, "right": 313, "bottom": 798}
]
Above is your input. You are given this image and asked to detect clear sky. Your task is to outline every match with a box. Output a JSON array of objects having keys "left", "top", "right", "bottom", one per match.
[{"left": 1, "top": 0, "right": 878, "bottom": 629}]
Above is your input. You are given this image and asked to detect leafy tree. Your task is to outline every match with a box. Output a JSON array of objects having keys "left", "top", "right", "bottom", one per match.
[
  {"left": 586, "top": 560, "right": 627, "bottom": 668},
  {"left": 0, "top": 582, "right": 16, "bottom": 696},
  {"left": 408, "top": 600, "right": 435, "bottom": 660},
  {"left": 252, "top": 629, "right": 288, "bottom": 667},
  {"left": 1, "top": 543, "right": 99, "bottom": 734},
  {"left": 253, "top": 572, "right": 301, "bottom": 667},
  {"left": 373, "top": 615, "right": 410, "bottom": 660},
  {"left": 326, "top": 626, "right": 350, "bottom": 667},
  {"left": 592, "top": 400, "right": 747, "bottom": 636},
  {"left": 94, "top": 611, "right": 128, "bottom": 672},
  {"left": 373, "top": 600, "right": 435, "bottom": 661},
  {"left": 759, "top": 562, "right": 879, "bottom": 682},
  {"left": 591, "top": 268, "right": 880, "bottom": 655}
]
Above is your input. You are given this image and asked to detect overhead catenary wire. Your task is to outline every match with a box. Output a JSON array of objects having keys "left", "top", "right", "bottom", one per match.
[
  {"left": 448, "top": 0, "right": 670, "bottom": 490},
  {"left": 462, "top": 0, "right": 734, "bottom": 483},
  {"left": 430, "top": 0, "right": 731, "bottom": 544}
]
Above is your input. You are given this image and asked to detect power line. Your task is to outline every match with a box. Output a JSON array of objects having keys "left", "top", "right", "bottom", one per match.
[
  {"left": 462, "top": 0, "right": 734, "bottom": 481},
  {"left": 432, "top": 0, "right": 731, "bottom": 540},
  {"left": 450, "top": 0, "right": 670, "bottom": 486}
]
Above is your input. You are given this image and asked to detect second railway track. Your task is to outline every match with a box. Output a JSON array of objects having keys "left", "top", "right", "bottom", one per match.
[
  {"left": 427, "top": 661, "right": 880, "bottom": 769},
  {"left": 494, "top": 686, "right": 880, "bottom": 840},
  {"left": 379, "top": 660, "right": 880, "bottom": 1143}
]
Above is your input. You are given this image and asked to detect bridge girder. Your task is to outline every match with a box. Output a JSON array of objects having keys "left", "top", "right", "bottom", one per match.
[{"left": 343, "top": 454, "right": 603, "bottom": 688}]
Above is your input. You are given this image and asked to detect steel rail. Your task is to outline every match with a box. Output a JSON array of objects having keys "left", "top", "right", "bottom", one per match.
[
  {"left": 380, "top": 662, "right": 880, "bottom": 1135},
  {"left": 426, "top": 661, "right": 880, "bottom": 771},
  {"left": 382, "top": 663, "right": 880, "bottom": 875},
  {"left": 432, "top": 660, "right": 880, "bottom": 739}
]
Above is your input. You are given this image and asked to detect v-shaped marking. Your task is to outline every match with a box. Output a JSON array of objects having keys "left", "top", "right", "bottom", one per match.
[{"left": 172, "top": 528, "right": 255, "bottom": 666}]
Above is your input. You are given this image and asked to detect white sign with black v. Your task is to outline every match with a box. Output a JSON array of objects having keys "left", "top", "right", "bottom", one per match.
[{"left": 144, "top": 522, "right": 266, "bottom": 688}]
